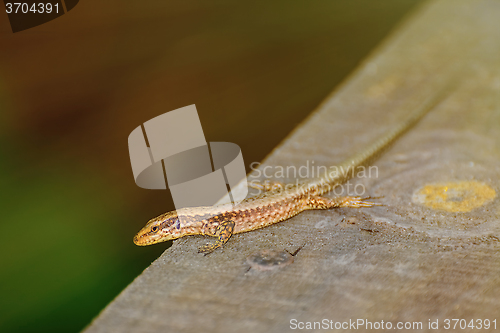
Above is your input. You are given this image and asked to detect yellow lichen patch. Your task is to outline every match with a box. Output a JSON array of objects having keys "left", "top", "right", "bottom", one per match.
[{"left": 413, "top": 181, "right": 496, "bottom": 212}]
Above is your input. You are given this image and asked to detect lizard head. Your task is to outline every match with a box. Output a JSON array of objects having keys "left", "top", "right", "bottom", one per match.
[{"left": 133, "top": 210, "right": 181, "bottom": 246}]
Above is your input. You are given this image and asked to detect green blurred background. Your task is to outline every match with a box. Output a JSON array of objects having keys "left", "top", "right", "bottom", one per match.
[{"left": 0, "top": 1, "right": 422, "bottom": 332}]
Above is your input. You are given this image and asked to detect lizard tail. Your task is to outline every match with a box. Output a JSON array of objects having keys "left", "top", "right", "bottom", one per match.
[{"left": 308, "top": 86, "right": 453, "bottom": 196}]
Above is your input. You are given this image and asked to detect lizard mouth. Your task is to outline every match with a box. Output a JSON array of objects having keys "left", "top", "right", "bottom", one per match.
[
  {"left": 133, "top": 230, "right": 173, "bottom": 246},
  {"left": 133, "top": 233, "right": 147, "bottom": 246},
  {"left": 133, "top": 233, "right": 157, "bottom": 246}
]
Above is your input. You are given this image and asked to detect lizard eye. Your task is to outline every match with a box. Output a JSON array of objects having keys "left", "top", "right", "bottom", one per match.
[{"left": 151, "top": 226, "right": 159, "bottom": 232}]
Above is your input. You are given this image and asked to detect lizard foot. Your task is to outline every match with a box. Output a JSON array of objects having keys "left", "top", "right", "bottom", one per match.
[
  {"left": 198, "top": 220, "right": 235, "bottom": 255},
  {"left": 340, "top": 196, "right": 384, "bottom": 208}
]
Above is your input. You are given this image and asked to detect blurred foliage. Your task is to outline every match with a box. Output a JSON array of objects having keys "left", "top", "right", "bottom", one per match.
[{"left": 0, "top": 141, "right": 165, "bottom": 332}]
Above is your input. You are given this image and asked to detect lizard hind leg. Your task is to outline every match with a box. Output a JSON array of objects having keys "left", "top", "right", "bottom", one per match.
[
  {"left": 198, "top": 220, "right": 235, "bottom": 255},
  {"left": 308, "top": 195, "right": 383, "bottom": 210}
]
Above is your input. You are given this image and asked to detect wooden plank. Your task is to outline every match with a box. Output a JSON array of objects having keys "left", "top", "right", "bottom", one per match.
[{"left": 84, "top": 0, "right": 500, "bottom": 332}]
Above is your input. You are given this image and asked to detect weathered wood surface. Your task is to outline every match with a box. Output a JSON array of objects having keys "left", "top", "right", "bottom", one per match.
[{"left": 84, "top": 0, "right": 500, "bottom": 332}]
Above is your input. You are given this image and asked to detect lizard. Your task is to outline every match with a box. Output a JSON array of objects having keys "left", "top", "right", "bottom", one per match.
[{"left": 133, "top": 90, "right": 449, "bottom": 254}]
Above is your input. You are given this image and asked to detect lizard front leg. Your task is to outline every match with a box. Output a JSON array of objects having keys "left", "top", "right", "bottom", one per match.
[{"left": 198, "top": 220, "right": 235, "bottom": 254}]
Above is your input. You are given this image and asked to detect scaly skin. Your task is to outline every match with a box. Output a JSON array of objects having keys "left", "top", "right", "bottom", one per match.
[{"left": 133, "top": 91, "right": 448, "bottom": 253}]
